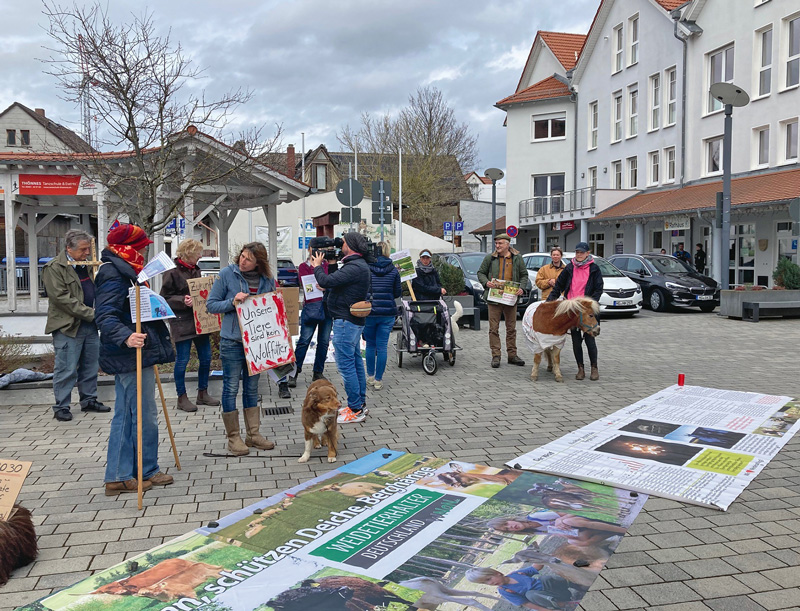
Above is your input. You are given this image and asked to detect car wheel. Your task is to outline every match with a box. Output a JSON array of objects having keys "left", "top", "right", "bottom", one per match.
[
  {"left": 699, "top": 303, "right": 716, "bottom": 313},
  {"left": 649, "top": 288, "right": 668, "bottom": 312}
]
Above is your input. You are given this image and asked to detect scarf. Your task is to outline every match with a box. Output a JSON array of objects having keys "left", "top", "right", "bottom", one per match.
[
  {"left": 241, "top": 269, "right": 262, "bottom": 292},
  {"left": 573, "top": 255, "right": 594, "bottom": 268},
  {"left": 108, "top": 244, "right": 145, "bottom": 274},
  {"left": 176, "top": 258, "right": 198, "bottom": 271},
  {"left": 417, "top": 260, "right": 435, "bottom": 273}
]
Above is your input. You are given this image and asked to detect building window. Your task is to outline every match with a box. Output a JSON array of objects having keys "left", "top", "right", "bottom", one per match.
[
  {"left": 629, "top": 15, "right": 639, "bottom": 66},
  {"left": 612, "top": 160, "right": 622, "bottom": 189},
  {"left": 628, "top": 86, "right": 638, "bottom": 137},
  {"left": 665, "top": 147, "right": 676, "bottom": 182},
  {"left": 708, "top": 45, "right": 734, "bottom": 113},
  {"left": 532, "top": 113, "right": 566, "bottom": 141},
  {"left": 612, "top": 92, "right": 623, "bottom": 142},
  {"left": 588, "top": 166, "right": 597, "bottom": 189},
  {"left": 784, "top": 119, "right": 798, "bottom": 161},
  {"left": 755, "top": 126, "right": 770, "bottom": 167},
  {"left": 6, "top": 130, "right": 15, "bottom": 146},
  {"left": 313, "top": 163, "right": 327, "bottom": 190},
  {"left": 786, "top": 16, "right": 800, "bottom": 88},
  {"left": 758, "top": 27, "right": 773, "bottom": 96},
  {"left": 649, "top": 74, "right": 661, "bottom": 131},
  {"left": 613, "top": 24, "right": 624, "bottom": 73},
  {"left": 532, "top": 174, "right": 566, "bottom": 213},
  {"left": 666, "top": 67, "right": 677, "bottom": 126},
  {"left": 589, "top": 232, "right": 606, "bottom": 257},
  {"left": 648, "top": 151, "right": 660, "bottom": 185},
  {"left": 589, "top": 101, "right": 598, "bottom": 149},
  {"left": 627, "top": 156, "right": 638, "bottom": 188},
  {"left": 20, "top": 130, "right": 30, "bottom": 146},
  {"left": 706, "top": 136, "right": 723, "bottom": 174}
]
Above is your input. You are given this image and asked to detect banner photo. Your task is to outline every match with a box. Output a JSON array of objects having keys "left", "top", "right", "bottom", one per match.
[
  {"left": 186, "top": 276, "right": 221, "bottom": 335},
  {"left": 129, "top": 286, "right": 176, "bottom": 322},
  {"left": 236, "top": 291, "right": 295, "bottom": 375},
  {"left": 390, "top": 250, "right": 416, "bottom": 282},
  {"left": 20, "top": 450, "right": 646, "bottom": 611},
  {"left": 508, "top": 385, "right": 800, "bottom": 511}
]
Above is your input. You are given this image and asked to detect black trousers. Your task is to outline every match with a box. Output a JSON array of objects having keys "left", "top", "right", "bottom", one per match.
[{"left": 571, "top": 328, "right": 597, "bottom": 367}]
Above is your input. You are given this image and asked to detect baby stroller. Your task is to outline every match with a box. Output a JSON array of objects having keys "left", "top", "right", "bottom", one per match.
[{"left": 395, "top": 298, "right": 459, "bottom": 375}]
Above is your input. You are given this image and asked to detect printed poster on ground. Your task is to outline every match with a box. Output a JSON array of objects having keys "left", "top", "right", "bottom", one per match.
[
  {"left": 236, "top": 291, "right": 295, "bottom": 375},
  {"left": 20, "top": 449, "right": 647, "bottom": 611},
  {"left": 186, "top": 276, "right": 221, "bottom": 335},
  {"left": 508, "top": 385, "right": 800, "bottom": 511}
]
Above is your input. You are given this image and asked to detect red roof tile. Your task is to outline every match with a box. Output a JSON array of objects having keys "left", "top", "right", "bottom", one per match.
[
  {"left": 539, "top": 32, "right": 587, "bottom": 70},
  {"left": 595, "top": 168, "right": 800, "bottom": 219},
  {"left": 654, "top": 0, "right": 688, "bottom": 11},
  {"left": 497, "top": 76, "right": 570, "bottom": 107}
]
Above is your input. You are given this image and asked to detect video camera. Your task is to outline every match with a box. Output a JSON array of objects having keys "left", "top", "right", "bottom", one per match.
[{"left": 309, "top": 234, "right": 381, "bottom": 263}]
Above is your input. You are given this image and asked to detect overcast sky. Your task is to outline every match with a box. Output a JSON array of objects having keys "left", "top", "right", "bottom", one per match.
[{"left": 0, "top": 0, "right": 598, "bottom": 173}]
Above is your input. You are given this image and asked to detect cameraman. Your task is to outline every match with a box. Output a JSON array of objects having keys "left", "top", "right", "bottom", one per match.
[{"left": 310, "top": 232, "right": 371, "bottom": 424}]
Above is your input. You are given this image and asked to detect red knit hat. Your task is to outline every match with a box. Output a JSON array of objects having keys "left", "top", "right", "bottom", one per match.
[{"left": 107, "top": 223, "right": 153, "bottom": 250}]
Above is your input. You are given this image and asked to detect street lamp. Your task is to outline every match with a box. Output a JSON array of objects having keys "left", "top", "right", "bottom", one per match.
[
  {"left": 709, "top": 82, "right": 749, "bottom": 290},
  {"left": 484, "top": 167, "right": 504, "bottom": 245}
]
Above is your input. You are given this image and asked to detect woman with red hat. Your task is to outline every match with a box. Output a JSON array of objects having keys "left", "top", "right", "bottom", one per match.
[{"left": 95, "top": 223, "right": 175, "bottom": 496}]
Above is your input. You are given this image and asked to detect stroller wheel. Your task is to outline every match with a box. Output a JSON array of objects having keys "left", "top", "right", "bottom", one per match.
[{"left": 423, "top": 353, "right": 437, "bottom": 375}]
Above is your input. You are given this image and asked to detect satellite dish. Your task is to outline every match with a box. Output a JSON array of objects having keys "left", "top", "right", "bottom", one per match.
[{"left": 709, "top": 82, "right": 750, "bottom": 107}]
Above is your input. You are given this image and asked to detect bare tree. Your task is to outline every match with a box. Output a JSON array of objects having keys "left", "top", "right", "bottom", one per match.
[{"left": 41, "top": 1, "right": 283, "bottom": 234}]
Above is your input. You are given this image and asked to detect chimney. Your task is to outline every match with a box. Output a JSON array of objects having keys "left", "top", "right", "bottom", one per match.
[
  {"left": 35, "top": 108, "right": 46, "bottom": 117},
  {"left": 286, "top": 144, "right": 295, "bottom": 178}
]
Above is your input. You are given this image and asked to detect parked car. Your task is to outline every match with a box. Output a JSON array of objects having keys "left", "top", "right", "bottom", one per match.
[
  {"left": 607, "top": 253, "right": 719, "bottom": 312},
  {"left": 196, "top": 256, "right": 299, "bottom": 287},
  {"left": 523, "top": 252, "right": 642, "bottom": 316},
  {"left": 197, "top": 256, "right": 220, "bottom": 278},
  {"left": 434, "top": 251, "right": 537, "bottom": 316}
]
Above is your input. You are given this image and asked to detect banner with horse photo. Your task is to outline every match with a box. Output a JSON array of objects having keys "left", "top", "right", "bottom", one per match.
[
  {"left": 508, "top": 385, "right": 800, "bottom": 511},
  {"left": 17, "top": 450, "right": 646, "bottom": 611}
]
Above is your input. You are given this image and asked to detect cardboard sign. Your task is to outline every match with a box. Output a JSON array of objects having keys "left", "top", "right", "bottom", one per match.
[
  {"left": 0, "top": 458, "right": 32, "bottom": 520},
  {"left": 186, "top": 276, "right": 221, "bottom": 335},
  {"left": 281, "top": 286, "right": 300, "bottom": 336},
  {"left": 236, "top": 291, "right": 295, "bottom": 375}
]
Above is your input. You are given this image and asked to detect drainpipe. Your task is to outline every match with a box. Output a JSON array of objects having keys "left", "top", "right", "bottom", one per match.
[{"left": 673, "top": 12, "right": 688, "bottom": 188}]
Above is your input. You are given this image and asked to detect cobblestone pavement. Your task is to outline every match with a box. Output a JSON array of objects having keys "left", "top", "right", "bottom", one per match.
[{"left": 1, "top": 308, "right": 799, "bottom": 611}]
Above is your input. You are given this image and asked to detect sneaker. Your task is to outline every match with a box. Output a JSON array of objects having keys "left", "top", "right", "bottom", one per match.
[
  {"left": 337, "top": 407, "right": 366, "bottom": 424},
  {"left": 81, "top": 400, "right": 111, "bottom": 413},
  {"left": 54, "top": 408, "right": 73, "bottom": 421},
  {"left": 367, "top": 376, "right": 376, "bottom": 386},
  {"left": 147, "top": 472, "right": 174, "bottom": 486},
  {"left": 373, "top": 380, "right": 383, "bottom": 390}
]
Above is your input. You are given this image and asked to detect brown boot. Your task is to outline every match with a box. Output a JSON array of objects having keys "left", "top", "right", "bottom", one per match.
[
  {"left": 221, "top": 410, "right": 249, "bottom": 456},
  {"left": 177, "top": 393, "right": 197, "bottom": 412},
  {"left": 590, "top": 365, "right": 599, "bottom": 381},
  {"left": 243, "top": 407, "right": 275, "bottom": 450},
  {"left": 575, "top": 365, "right": 586, "bottom": 380},
  {"left": 196, "top": 389, "right": 220, "bottom": 406},
  {"left": 147, "top": 471, "right": 174, "bottom": 486},
  {"left": 105, "top": 479, "right": 152, "bottom": 496}
]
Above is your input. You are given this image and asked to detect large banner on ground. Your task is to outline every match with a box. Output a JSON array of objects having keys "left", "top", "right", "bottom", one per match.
[
  {"left": 508, "top": 385, "right": 800, "bottom": 511},
  {"left": 19, "top": 450, "right": 646, "bottom": 611}
]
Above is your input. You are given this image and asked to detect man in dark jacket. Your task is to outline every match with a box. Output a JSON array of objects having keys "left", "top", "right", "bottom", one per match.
[
  {"left": 42, "top": 229, "right": 109, "bottom": 422},
  {"left": 311, "top": 232, "right": 371, "bottom": 424}
]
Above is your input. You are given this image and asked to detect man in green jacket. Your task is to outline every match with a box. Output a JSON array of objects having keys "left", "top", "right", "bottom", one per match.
[
  {"left": 42, "top": 229, "right": 108, "bottom": 422},
  {"left": 477, "top": 233, "right": 530, "bottom": 369}
]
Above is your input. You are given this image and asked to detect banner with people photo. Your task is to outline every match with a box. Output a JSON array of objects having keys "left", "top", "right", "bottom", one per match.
[
  {"left": 19, "top": 450, "right": 646, "bottom": 611},
  {"left": 509, "top": 385, "right": 800, "bottom": 511}
]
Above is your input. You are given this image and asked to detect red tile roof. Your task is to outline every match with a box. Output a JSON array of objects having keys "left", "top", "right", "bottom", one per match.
[
  {"left": 472, "top": 216, "right": 507, "bottom": 235},
  {"left": 464, "top": 171, "right": 492, "bottom": 184},
  {"left": 497, "top": 76, "right": 571, "bottom": 107},
  {"left": 595, "top": 168, "right": 800, "bottom": 219},
  {"left": 654, "top": 0, "right": 688, "bottom": 11},
  {"left": 539, "top": 32, "right": 587, "bottom": 70}
]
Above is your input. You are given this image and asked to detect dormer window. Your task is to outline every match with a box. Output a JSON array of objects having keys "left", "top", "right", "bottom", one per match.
[
  {"left": 312, "top": 163, "right": 327, "bottom": 191},
  {"left": 6, "top": 130, "right": 15, "bottom": 146}
]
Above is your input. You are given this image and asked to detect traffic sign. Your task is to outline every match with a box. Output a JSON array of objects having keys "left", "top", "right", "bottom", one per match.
[
  {"left": 372, "top": 201, "right": 392, "bottom": 213},
  {"left": 506, "top": 225, "right": 518, "bottom": 238},
  {"left": 298, "top": 237, "right": 312, "bottom": 249},
  {"left": 340, "top": 207, "right": 361, "bottom": 224},
  {"left": 372, "top": 213, "right": 384, "bottom": 224},
  {"left": 443, "top": 221, "right": 453, "bottom": 236},
  {"left": 455, "top": 221, "right": 464, "bottom": 236},
  {"left": 371, "top": 181, "right": 392, "bottom": 203},
  {"left": 336, "top": 178, "right": 364, "bottom": 206},
  {"left": 444, "top": 234, "right": 453, "bottom": 242}
]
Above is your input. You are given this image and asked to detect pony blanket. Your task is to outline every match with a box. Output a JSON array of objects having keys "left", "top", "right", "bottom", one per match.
[{"left": 522, "top": 301, "right": 568, "bottom": 355}]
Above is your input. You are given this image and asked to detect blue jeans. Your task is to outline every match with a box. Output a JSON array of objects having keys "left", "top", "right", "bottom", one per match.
[
  {"left": 294, "top": 317, "right": 333, "bottom": 374},
  {"left": 51, "top": 322, "right": 99, "bottom": 412},
  {"left": 220, "top": 338, "right": 260, "bottom": 413},
  {"left": 173, "top": 335, "right": 212, "bottom": 396},
  {"left": 362, "top": 316, "right": 395, "bottom": 381},
  {"left": 104, "top": 367, "right": 159, "bottom": 483},
  {"left": 332, "top": 318, "right": 366, "bottom": 411}
]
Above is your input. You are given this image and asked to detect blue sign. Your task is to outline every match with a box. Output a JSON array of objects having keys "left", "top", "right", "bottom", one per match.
[
  {"left": 793, "top": 239, "right": 798, "bottom": 250},
  {"left": 299, "top": 237, "right": 313, "bottom": 249},
  {"left": 443, "top": 221, "right": 452, "bottom": 231},
  {"left": 166, "top": 219, "right": 177, "bottom": 232},
  {"left": 454, "top": 221, "right": 464, "bottom": 231}
]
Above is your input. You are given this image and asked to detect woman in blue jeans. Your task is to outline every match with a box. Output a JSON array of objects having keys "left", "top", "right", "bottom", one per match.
[
  {"left": 363, "top": 242, "right": 401, "bottom": 390},
  {"left": 207, "top": 243, "right": 277, "bottom": 456}
]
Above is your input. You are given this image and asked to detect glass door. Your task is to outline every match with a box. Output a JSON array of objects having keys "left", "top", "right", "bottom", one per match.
[{"left": 730, "top": 223, "right": 756, "bottom": 285}]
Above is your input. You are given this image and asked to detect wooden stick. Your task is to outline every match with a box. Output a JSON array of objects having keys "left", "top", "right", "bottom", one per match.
[
  {"left": 135, "top": 284, "right": 143, "bottom": 510},
  {"left": 153, "top": 365, "right": 181, "bottom": 470},
  {"left": 406, "top": 279, "right": 417, "bottom": 301}
]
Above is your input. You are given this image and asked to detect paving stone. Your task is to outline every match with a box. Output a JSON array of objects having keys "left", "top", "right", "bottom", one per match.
[
  {"left": 685, "top": 575, "right": 753, "bottom": 598},
  {"left": 733, "top": 573, "right": 781, "bottom": 593},
  {"left": 633, "top": 582, "right": 704, "bottom": 605},
  {"left": 575, "top": 591, "right": 619, "bottom": 611},
  {"left": 750, "top": 589, "right": 800, "bottom": 610},
  {"left": 601, "top": 566, "right": 664, "bottom": 587},
  {"left": 706, "top": 596, "right": 768, "bottom": 611},
  {"left": 758, "top": 567, "right": 800, "bottom": 588},
  {"left": 679, "top": 558, "right": 740, "bottom": 578},
  {"left": 603, "top": 587, "right": 649, "bottom": 609},
  {"left": 649, "top": 562, "right": 691, "bottom": 582},
  {"left": 724, "top": 551, "right": 787, "bottom": 572}
]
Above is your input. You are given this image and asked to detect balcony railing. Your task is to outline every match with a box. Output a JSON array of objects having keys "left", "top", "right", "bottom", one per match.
[{"left": 520, "top": 187, "right": 595, "bottom": 224}]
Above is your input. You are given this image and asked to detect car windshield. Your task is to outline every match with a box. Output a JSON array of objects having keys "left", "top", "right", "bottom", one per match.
[
  {"left": 459, "top": 254, "right": 486, "bottom": 275},
  {"left": 647, "top": 256, "right": 692, "bottom": 274},
  {"left": 197, "top": 260, "right": 219, "bottom": 270},
  {"left": 593, "top": 257, "right": 624, "bottom": 277},
  {"left": 525, "top": 255, "right": 550, "bottom": 271}
]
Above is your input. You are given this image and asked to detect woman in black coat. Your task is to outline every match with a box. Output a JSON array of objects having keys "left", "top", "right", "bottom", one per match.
[{"left": 411, "top": 249, "right": 446, "bottom": 300}]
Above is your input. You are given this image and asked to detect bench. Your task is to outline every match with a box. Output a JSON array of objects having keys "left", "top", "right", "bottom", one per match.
[
  {"left": 742, "top": 300, "right": 800, "bottom": 322},
  {"left": 444, "top": 295, "right": 480, "bottom": 330}
]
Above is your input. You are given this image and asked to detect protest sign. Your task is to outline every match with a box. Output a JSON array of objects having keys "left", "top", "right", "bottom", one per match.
[
  {"left": 389, "top": 249, "right": 416, "bottom": 282},
  {"left": 24, "top": 450, "right": 645, "bottom": 611},
  {"left": 236, "top": 291, "right": 295, "bottom": 375},
  {"left": 0, "top": 458, "right": 32, "bottom": 520},
  {"left": 487, "top": 279, "right": 520, "bottom": 305},
  {"left": 300, "top": 274, "right": 323, "bottom": 301},
  {"left": 282, "top": 287, "right": 300, "bottom": 336},
  {"left": 128, "top": 286, "right": 176, "bottom": 323},
  {"left": 509, "top": 385, "right": 800, "bottom": 510},
  {"left": 186, "top": 276, "right": 221, "bottom": 335},
  {"left": 137, "top": 251, "right": 175, "bottom": 283}
]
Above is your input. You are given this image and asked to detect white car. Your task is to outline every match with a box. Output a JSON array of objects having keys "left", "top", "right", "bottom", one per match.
[{"left": 522, "top": 252, "right": 642, "bottom": 316}]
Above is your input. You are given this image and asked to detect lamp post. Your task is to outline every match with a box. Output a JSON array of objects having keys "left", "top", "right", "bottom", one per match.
[
  {"left": 484, "top": 167, "right": 504, "bottom": 245},
  {"left": 709, "top": 82, "right": 749, "bottom": 290}
]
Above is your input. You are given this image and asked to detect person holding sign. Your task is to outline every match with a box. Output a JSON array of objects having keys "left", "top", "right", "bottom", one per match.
[
  {"left": 160, "top": 239, "right": 219, "bottom": 413},
  {"left": 411, "top": 249, "right": 446, "bottom": 299},
  {"left": 95, "top": 224, "right": 176, "bottom": 496},
  {"left": 206, "top": 243, "right": 279, "bottom": 455}
]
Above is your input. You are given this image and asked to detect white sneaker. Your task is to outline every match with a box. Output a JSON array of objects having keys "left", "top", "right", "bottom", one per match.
[
  {"left": 337, "top": 407, "right": 366, "bottom": 424},
  {"left": 373, "top": 380, "right": 383, "bottom": 390},
  {"left": 366, "top": 376, "right": 375, "bottom": 386}
]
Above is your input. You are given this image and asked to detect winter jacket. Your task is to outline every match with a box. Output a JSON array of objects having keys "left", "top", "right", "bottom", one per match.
[
  {"left": 94, "top": 249, "right": 175, "bottom": 374},
  {"left": 160, "top": 259, "right": 201, "bottom": 343},
  {"left": 546, "top": 260, "right": 604, "bottom": 303},
  {"left": 535, "top": 262, "right": 566, "bottom": 301},
  {"left": 314, "top": 253, "right": 370, "bottom": 325},
  {"left": 411, "top": 266, "right": 443, "bottom": 301},
  {"left": 206, "top": 264, "right": 276, "bottom": 342},
  {"left": 368, "top": 256, "right": 402, "bottom": 317},
  {"left": 477, "top": 248, "right": 531, "bottom": 301},
  {"left": 42, "top": 250, "right": 95, "bottom": 337}
]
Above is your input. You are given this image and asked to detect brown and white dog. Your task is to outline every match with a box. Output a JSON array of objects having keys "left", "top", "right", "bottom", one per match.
[{"left": 298, "top": 379, "right": 341, "bottom": 463}]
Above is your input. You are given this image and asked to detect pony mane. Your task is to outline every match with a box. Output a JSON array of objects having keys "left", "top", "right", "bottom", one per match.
[{"left": 554, "top": 297, "right": 599, "bottom": 318}]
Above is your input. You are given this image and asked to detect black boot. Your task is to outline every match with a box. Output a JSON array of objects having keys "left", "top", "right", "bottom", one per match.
[
  {"left": 287, "top": 374, "right": 297, "bottom": 388},
  {"left": 312, "top": 371, "right": 326, "bottom": 381},
  {"left": 278, "top": 381, "right": 291, "bottom": 399}
]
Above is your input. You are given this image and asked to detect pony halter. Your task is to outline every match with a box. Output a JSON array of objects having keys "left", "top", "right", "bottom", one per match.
[{"left": 578, "top": 309, "right": 599, "bottom": 334}]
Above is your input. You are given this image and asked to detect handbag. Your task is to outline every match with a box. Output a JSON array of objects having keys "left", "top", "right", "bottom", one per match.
[
  {"left": 302, "top": 299, "right": 326, "bottom": 323},
  {"left": 349, "top": 272, "right": 373, "bottom": 317}
]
